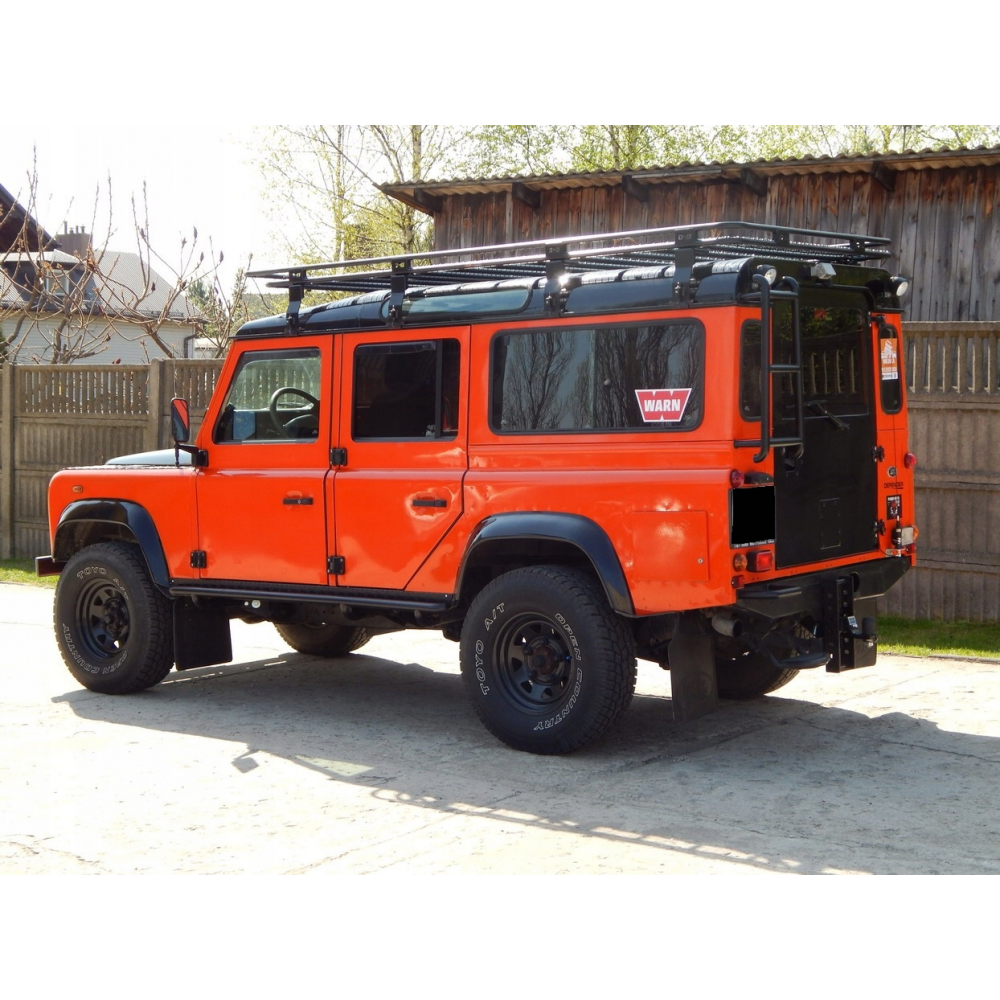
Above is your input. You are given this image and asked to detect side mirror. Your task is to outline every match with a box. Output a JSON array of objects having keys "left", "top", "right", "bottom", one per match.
[{"left": 171, "top": 397, "right": 191, "bottom": 444}]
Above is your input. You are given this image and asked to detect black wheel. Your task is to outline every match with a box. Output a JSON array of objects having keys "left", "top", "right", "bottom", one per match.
[
  {"left": 55, "top": 542, "right": 174, "bottom": 694},
  {"left": 460, "top": 565, "right": 636, "bottom": 754},
  {"left": 274, "top": 621, "right": 371, "bottom": 657},
  {"left": 713, "top": 642, "right": 799, "bottom": 700}
]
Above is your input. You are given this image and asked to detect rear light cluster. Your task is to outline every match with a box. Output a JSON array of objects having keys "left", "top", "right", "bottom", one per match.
[{"left": 733, "top": 549, "right": 773, "bottom": 573}]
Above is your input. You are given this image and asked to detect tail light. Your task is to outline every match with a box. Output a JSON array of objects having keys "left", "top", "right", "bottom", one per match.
[{"left": 747, "top": 549, "right": 773, "bottom": 573}]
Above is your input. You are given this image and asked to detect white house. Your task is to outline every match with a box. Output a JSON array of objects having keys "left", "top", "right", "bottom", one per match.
[{"left": 1, "top": 183, "right": 205, "bottom": 364}]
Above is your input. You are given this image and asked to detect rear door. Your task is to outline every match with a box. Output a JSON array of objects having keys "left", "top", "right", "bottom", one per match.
[
  {"left": 743, "top": 292, "right": 879, "bottom": 567},
  {"left": 331, "top": 330, "right": 468, "bottom": 590}
]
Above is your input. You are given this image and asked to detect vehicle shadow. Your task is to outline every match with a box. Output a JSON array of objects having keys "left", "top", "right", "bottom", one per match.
[{"left": 56, "top": 648, "right": 1000, "bottom": 875}]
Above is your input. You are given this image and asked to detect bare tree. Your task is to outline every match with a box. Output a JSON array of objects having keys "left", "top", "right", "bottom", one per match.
[
  {"left": 1, "top": 170, "right": 226, "bottom": 364},
  {"left": 185, "top": 256, "right": 286, "bottom": 358}
]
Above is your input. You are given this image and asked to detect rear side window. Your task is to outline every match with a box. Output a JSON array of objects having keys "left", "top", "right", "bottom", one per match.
[
  {"left": 878, "top": 322, "right": 903, "bottom": 414},
  {"left": 353, "top": 339, "right": 460, "bottom": 440},
  {"left": 490, "top": 321, "right": 703, "bottom": 434}
]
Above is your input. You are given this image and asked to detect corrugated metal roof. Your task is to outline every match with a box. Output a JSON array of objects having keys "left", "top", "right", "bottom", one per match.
[
  {"left": 1, "top": 250, "right": 80, "bottom": 266},
  {"left": 95, "top": 251, "right": 203, "bottom": 321},
  {"left": 381, "top": 144, "right": 1000, "bottom": 212}
]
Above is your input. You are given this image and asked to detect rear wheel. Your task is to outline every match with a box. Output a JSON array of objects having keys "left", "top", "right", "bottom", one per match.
[
  {"left": 713, "top": 642, "right": 799, "bottom": 699},
  {"left": 55, "top": 542, "right": 174, "bottom": 694},
  {"left": 461, "top": 565, "right": 636, "bottom": 755},
  {"left": 274, "top": 621, "right": 371, "bottom": 657}
]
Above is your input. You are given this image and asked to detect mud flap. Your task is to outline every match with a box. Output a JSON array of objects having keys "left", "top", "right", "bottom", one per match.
[
  {"left": 173, "top": 599, "right": 233, "bottom": 670},
  {"left": 667, "top": 612, "right": 719, "bottom": 722}
]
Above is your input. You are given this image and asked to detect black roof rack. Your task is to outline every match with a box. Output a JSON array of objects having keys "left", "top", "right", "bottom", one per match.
[{"left": 248, "top": 221, "right": 891, "bottom": 297}]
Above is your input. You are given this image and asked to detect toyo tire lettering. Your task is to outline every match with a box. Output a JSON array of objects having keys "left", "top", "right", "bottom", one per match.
[
  {"left": 460, "top": 565, "right": 636, "bottom": 755},
  {"left": 55, "top": 541, "right": 174, "bottom": 694}
]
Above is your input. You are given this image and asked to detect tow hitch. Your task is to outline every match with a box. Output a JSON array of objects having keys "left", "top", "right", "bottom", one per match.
[{"left": 824, "top": 577, "right": 879, "bottom": 671}]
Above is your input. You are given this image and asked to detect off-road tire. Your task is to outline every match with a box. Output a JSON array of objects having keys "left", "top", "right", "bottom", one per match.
[
  {"left": 460, "top": 565, "right": 636, "bottom": 755},
  {"left": 713, "top": 645, "right": 799, "bottom": 700},
  {"left": 55, "top": 542, "right": 174, "bottom": 694},
  {"left": 274, "top": 622, "right": 371, "bottom": 657}
]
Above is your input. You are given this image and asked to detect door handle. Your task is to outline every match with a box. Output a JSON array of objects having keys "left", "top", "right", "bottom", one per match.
[
  {"left": 411, "top": 498, "right": 447, "bottom": 508},
  {"left": 283, "top": 496, "right": 314, "bottom": 505}
]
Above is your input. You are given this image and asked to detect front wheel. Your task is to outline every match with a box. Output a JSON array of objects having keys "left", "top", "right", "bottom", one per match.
[
  {"left": 460, "top": 566, "right": 636, "bottom": 755},
  {"left": 55, "top": 542, "right": 174, "bottom": 694}
]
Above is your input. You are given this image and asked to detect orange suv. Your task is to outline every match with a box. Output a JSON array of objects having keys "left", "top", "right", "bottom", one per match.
[{"left": 38, "top": 223, "right": 917, "bottom": 754}]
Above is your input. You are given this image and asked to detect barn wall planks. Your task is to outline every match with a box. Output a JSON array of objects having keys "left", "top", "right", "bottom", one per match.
[{"left": 431, "top": 161, "right": 1000, "bottom": 324}]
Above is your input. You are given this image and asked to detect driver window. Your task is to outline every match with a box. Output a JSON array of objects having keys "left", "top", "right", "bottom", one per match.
[{"left": 214, "top": 348, "right": 322, "bottom": 443}]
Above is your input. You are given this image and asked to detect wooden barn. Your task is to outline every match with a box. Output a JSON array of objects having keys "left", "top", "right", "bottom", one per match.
[
  {"left": 383, "top": 147, "right": 1000, "bottom": 621},
  {"left": 382, "top": 145, "right": 1000, "bottom": 324}
]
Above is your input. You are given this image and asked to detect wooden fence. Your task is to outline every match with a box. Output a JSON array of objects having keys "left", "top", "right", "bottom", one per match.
[
  {"left": 2, "top": 328, "right": 999, "bottom": 621},
  {"left": 0, "top": 359, "right": 223, "bottom": 561},
  {"left": 880, "top": 322, "right": 1000, "bottom": 621}
]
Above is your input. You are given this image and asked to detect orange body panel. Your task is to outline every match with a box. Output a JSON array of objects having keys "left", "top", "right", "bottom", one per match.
[{"left": 48, "top": 465, "right": 200, "bottom": 580}]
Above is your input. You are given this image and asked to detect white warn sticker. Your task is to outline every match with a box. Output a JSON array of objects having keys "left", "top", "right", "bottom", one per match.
[{"left": 634, "top": 388, "right": 692, "bottom": 423}]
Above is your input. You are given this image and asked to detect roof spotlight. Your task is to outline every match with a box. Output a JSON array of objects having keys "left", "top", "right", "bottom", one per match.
[
  {"left": 809, "top": 261, "right": 837, "bottom": 282},
  {"left": 756, "top": 264, "right": 778, "bottom": 285},
  {"left": 890, "top": 275, "right": 910, "bottom": 299}
]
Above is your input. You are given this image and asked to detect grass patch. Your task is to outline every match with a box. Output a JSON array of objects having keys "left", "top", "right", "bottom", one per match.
[
  {"left": 0, "top": 559, "right": 57, "bottom": 588},
  {"left": 878, "top": 615, "right": 1000, "bottom": 660},
  {"left": 1, "top": 563, "right": 997, "bottom": 658}
]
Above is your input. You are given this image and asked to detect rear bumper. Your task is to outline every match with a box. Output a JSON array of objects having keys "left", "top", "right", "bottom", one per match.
[
  {"left": 735, "top": 557, "right": 909, "bottom": 619},
  {"left": 735, "top": 557, "right": 910, "bottom": 672}
]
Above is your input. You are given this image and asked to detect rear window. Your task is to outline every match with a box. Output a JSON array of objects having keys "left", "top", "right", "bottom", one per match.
[
  {"left": 741, "top": 304, "right": 869, "bottom": 420},
  {"left": 490, "top": 321, "right": 704, "bottom": 434}
]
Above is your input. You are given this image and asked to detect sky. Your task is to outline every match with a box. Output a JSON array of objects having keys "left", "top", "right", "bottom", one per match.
[{"left": 0, "top": 125, "right": 281, "bottom": 293}]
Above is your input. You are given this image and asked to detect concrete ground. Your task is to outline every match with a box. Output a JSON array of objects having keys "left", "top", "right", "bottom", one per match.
[{"left": 1, "top": 581, "right": 998, "bottom": 874}]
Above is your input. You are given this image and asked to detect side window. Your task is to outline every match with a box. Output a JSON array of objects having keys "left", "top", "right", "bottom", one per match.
[
  {"left": 353, "top": 339, "right": 460, "bottom": 440},
  {"left": 214, "top": 348, "right": 322, "bottom": 443},
  {"left": 490, "top": 322, "right": 703, "bottom": 433}
]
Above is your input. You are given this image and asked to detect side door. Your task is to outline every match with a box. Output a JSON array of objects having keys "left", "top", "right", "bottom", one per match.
[
  {"left": 331, "top": 330, "right": 468, "bottom": 591},
  {"left": 195, "top": 339, "right": 335, "bottom": 584}
]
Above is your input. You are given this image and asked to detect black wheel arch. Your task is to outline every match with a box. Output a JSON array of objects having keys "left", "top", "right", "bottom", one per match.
[
  {"left": 52, "top": 500, "right": 171, "bottom": 593},
  {"left": 456, "top": 512, "right": 634, "bottom": 616}
]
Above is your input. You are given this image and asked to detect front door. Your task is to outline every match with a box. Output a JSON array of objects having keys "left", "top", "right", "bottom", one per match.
[{"left": 195, "top": 339, "right": 334, "bottom": 584}]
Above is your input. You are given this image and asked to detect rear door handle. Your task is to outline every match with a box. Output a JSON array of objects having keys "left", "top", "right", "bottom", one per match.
[
  {"left": 412, "top": 498, "right": 447, "bottom": 508},
  {"left": 283, "top": 496, "right": 314, "bottom": 505}
]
